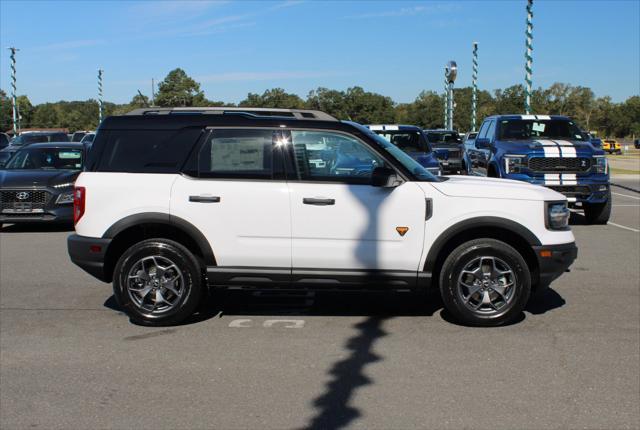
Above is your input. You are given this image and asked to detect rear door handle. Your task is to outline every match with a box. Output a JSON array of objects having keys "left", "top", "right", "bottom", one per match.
[
  {"left": 303, "top": 198, "right": 335, "bottom": 206},
  {"left": 189, "top": 195, "right": 221, "bottom": 203}
]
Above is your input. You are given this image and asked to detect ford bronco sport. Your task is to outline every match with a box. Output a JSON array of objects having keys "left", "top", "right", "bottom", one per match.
[{"left": 68, "top": 108, "right": 577, "bottom": 327}]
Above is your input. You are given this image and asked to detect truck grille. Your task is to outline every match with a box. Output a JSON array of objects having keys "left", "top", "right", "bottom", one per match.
[
  {"left": 547, "top": 186, "right": 591, "bottom": 197},
  {"left": 528, "top": 157, "right": 591, "bottom": 173},
  {"left": 0, "top": 190, "right": 51, "bottom": 212}
]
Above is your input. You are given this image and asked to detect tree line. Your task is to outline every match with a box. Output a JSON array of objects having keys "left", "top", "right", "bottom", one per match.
[{"left": 1, "top": 68, "right": 638, "bottom": 138}]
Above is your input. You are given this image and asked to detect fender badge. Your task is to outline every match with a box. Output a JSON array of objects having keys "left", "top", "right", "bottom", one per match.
[{"left": 396, "top": 227, "right": 409, "bottom": 237}]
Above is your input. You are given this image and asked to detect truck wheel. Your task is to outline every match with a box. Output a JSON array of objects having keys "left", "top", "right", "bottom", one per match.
[
  {"left": 113, "top": 238, "right": 204, "bottom": 326},
  {"left": 583, "top": 190, "right": 612, "bottom": 224},
  {"left": 439, "top": 239, "right": 531, "bottom": 326}
]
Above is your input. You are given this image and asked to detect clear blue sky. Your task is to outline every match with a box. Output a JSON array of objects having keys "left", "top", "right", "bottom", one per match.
[{"left": 1, "top": 0, "right": 638, "bottom": 105}]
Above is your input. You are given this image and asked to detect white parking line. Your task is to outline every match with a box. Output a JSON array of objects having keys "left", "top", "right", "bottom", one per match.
[
  {"left": 607, "top": 222, "right": 640, "bottom": 233},
  {"left": 612, "top": 192, "right": 640, "bottom": 201}
]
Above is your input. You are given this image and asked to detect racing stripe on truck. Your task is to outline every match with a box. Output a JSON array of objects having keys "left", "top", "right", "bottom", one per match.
[
  {"left": 537, "top": 139, "right": 561, "bottom": 157},
  {"left": 553, "top": 140, "right": 577, "bottom": 158},
  {"left": 561, "top": 173, "right": 577, "bottom": 185},
  {"left": 544, "top": 173, "right": 561, "bottom": 185}
]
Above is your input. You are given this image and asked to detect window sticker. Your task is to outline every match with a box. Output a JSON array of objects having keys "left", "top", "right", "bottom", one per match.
[
  {"left": 531, "top": 122, "right": 546, "bottom": 133},
  {"left": 59, "top": 151, "right": 81, "bottom": 159}
]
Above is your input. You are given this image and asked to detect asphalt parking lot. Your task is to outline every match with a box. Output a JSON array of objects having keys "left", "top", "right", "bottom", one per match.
[{"left": 1, "top": 179, "right": 639, "bottom": 430}]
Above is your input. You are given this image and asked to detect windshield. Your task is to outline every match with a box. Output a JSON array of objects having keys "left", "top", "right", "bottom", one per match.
[
  {"left": 5, "top": 147, "right": 83, "bottom": 170},
  {"left": 426, "top": 132, "right": 461, "bottom": 145},
  {"left": 352, "top": 124, "right": 437, "bottom": 181},
  {"left": 370, "top": 130, "right": 428, "bottom": 153},
  {"left": 497, "top": 119, "right": 586, "bottom": 141}
]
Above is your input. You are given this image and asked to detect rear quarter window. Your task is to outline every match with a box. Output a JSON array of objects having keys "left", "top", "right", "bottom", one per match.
[{"left": 96, "top": 128, "right": 203, "bottom": 173}]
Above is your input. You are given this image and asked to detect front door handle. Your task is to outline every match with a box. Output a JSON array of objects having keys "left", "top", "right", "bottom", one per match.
[
  {"left": 189, "top": 195, "right": 221, "bottom": 203},
  {"left": 303, "top": 197, "right": 335, "bottom": 206}
]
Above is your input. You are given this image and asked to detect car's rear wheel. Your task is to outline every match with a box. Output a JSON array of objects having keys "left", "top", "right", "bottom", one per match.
[
  {"left": 583, "top": 190, "right": 612, "bottom": 224},
  {"left": 439, "top": 239, "right": 531, "bottom": 326},
  {"left": 113, "top": 238, "right": 204, "bottom": 326}
]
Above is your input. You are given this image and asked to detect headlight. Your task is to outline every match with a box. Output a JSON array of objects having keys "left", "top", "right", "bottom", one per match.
[
  {"left": 546, "top": 201, "right": 570, "bottom": 230},
  {"left": 504, "top": 155, "right": 526, "bottom": 174},
  {"left": 56, "top": 191, "right": 74, "bottom": 205},
  {"left": 593, "top": 156, "right": 607, "bottom": 174},
  {"left": 53, "top": 182, "right": 75, "bottom": 189},
  {"left": 427, "top": 167, "right": 441, "bottom": 176}
]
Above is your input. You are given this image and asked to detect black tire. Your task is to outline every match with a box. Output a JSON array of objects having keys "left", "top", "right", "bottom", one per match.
[
  {"left": 113, "top": 238, "right": 204, "bottom": 326},
  {"left": 583, "top": 190, "right": 612, "bottom": 224},
  {"left": 439, "top": 238, "right": 531, "bottom": 326}
]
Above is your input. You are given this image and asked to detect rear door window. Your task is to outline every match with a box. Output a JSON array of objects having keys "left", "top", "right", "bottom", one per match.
[{"left": 97, "top": 128, "right": 202, "bottom": 173}]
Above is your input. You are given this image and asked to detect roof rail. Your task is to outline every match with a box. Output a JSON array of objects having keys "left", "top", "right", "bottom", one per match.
[{"left": 125, "top": 107, "right": 338, "bottom": 121}]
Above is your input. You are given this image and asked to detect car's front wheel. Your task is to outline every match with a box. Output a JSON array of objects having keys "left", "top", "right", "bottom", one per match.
[
  {"left": 439, "top": 239, "right": 531, "bottom": 326},
  {"left": 113, "top": 239, "right": 204, "bottom": 326}
]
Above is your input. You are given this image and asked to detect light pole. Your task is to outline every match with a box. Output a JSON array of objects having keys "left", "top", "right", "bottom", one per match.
[
  {"left": 443, "top": 68, "right": 448, "bottom": 129},
  {"left": 98, "top": 69, "right": 104, "bottom": 124},
  {"left": 524, "top": 0, "right": 533, "bottom": 114},
  {"left": 445, "top": 61, "right": 457, "bottom": 130},
  {"left": 8, "top": 47, "right": 19, "bottom": 134},
  {"left": 471, "top": 42, "right": 479, "bottom": 132}
]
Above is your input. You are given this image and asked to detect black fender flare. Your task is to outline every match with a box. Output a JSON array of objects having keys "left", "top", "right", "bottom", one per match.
[
  {"left": 423, "top": 216, "right": 541, "bottom": 275},
  {"left": 102, "top": 212, "right": 215, "bottom": 265}
]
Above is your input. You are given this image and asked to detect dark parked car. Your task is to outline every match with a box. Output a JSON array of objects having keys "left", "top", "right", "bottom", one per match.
[
  {"left": 0, "top": 131, "right": 71, "bottom": 168},
  {"left": 424, "top": 129, "right": 465, "bottom": 174},
  {"left": 366, "top": 125, "right": 441, "bottom": 176},
  {"left": 0, "top": 142, "right": 84, "bottom": 226},
  {"left": 634, "top": 138, "right": 639, "bottom": 149},
  {"left": 71, "top": 131, "right": 91, "bottom": 142},
  {"left": 0, "top": 133, "right": 9, "bottom": 150},
  {"left": 8, "top": 131, "right": 70, "bottom": 147}
]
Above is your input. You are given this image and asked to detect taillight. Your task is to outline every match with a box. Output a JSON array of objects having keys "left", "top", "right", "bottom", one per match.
[{"left": 73, "top": 186, "right": 85, "bottom": 224}]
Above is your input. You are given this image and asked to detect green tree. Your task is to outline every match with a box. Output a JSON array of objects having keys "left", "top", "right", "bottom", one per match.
[
  {"left": 16, "top": 95, "right": 34, "bottom": 129},
  {"left": 0, "top": 90, "right": 12, "bottom": 132},
  {"left": 239, "top": 88, "right": 305, "bottom": 109},
  {"left": 155, "top": 68, "right": 206, "bottom": 107}
]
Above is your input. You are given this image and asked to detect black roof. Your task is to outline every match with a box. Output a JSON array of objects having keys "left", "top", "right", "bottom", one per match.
[{"left": 101, "top": 108, "right": 348, "bottom": 132}]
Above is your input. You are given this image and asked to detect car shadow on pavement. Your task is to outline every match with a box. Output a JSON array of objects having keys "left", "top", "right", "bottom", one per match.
[
  {"left": 105, "top": 286, "right": 566, "bottom": 327},
  {"left": 0, "top": 223, "right": 74, "bottom": 233}
]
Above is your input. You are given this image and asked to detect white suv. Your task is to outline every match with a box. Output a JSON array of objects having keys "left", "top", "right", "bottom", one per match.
[{"left": 68, "top": 107, "right": 577, "bottom": 327}]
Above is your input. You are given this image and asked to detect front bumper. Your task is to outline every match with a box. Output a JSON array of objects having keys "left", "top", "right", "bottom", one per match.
[
  {"left": 532, "top": 242, "right": 578, "bottom": 289},
  {"left": 439, "top": 158, "right": 463, "bottom": 173},
  {"left": 68, "top": 234, "right": 112, "bottom": 282},
  {"left": 0, "top": 187, "right": 74, "bottom": 224},
  {"left": 503, "top": 174, "right": 610, "bottom": 204}
]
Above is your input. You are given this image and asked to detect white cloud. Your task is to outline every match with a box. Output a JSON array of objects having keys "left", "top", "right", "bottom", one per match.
[{"left": 344, "top": 4, "right": 458, "bottom": 19}]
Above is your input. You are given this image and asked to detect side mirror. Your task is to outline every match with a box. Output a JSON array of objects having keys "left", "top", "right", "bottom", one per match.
[
  {"left": 372, "top": 166, "right": 401, "bottom": 187},
  {"left": 475, "top": 138, "right": 491, "bottom": 149}
]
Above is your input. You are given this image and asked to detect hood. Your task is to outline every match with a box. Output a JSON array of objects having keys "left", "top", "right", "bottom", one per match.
[
  {"left": 498, "top": 139, "right": 604, "bottom": 156},
  {"left": 425, "top": 175, "right": 565, "bottom": 201},
  {"left": 0, "top": 169, "right": 79, "bottom": 189}
]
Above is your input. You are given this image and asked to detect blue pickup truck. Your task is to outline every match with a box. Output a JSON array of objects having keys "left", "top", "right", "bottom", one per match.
[
  {"left": 463, "top": 114, "right": 610, "bottom": 224},
  {"left": 366, "top": 125, "right": 441, "bottom": 176}
]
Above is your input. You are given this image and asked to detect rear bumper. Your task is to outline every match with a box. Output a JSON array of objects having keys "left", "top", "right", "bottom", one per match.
[
  {"left": 533, "top": 242, "right": 578, "bottom": 289},
  {"left": 67, "top": 234, "right": 112, "bottom": 282}
]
